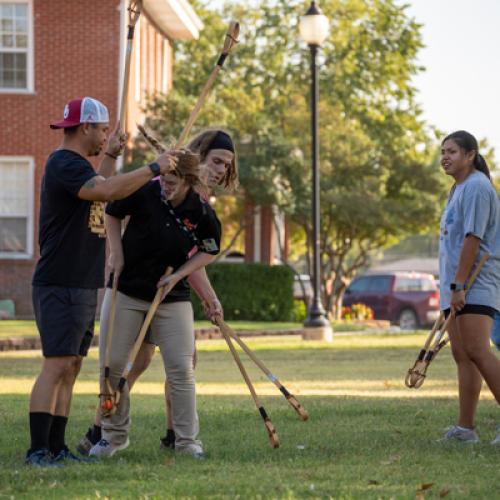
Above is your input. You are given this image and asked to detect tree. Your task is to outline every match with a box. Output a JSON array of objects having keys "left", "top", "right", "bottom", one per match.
[{"left": 133, "top": 0, "right": 451, "bottom": 317}]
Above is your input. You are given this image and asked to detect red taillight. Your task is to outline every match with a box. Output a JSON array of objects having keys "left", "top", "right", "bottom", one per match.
[{"left": 429, "top": 291, "right": 439, "bottom": 307}]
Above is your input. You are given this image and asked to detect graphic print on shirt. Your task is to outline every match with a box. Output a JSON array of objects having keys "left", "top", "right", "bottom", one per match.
[
  {"left": 441, "top": 208, "right": 454, "bottom": 238},
  {"left": 183, "top": 218, "right": 196, "bottom": 231},
  {"left": 89, "top": 201, "right": 106, "bottom": 237}
]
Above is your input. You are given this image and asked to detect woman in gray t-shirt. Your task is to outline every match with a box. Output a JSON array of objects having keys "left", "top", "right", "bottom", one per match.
[{"left": 438, "top": 130, "right": 500, "bottom": 445}]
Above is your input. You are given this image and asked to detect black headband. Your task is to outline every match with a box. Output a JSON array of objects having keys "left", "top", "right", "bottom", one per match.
[{"left": 208, "top": 131, "right": 234, "bottom": 153}]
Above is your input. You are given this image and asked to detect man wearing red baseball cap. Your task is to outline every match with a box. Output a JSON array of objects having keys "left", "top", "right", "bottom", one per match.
[{"left": 26, "top": 97, "right": 179, "bottom": 467}]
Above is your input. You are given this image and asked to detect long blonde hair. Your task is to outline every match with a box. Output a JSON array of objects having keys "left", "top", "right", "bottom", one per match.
[{"left": 170, "top": 150, "right": 206, "bottom": 191}]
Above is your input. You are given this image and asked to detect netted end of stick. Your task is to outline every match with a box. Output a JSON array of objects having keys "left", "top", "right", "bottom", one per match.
[
  {"left": 287, "top": 395, "right": 309, "bottom": 421},
  {"left": 128, "top": 0, "right": 142, "bottom": 23},
  {"left": 264, "top": 419, "right": 280, "bottom": 449},
  {"left": 99, "top": 393, "right": 117, "bottom": 417},
  {"left": 175, "top": 150, "right": 200, "bottom": 172},
  {"left": 222, "top": 21, "right": 240, "bottom": 54},
  {"left": 114, "top": 390, "right": 122, "bottom": 407},
  {"left": 405, "top": 363, "right": 427, "bottom": 389},
  {"left": 137, "top": 124, "right": 167, "bottom": 154}
]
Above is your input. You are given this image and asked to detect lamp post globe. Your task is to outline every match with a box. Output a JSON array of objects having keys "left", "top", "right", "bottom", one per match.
[
  {"left": 299, "top": 1, "right": 330, "bottom": 46},
  {"left": 299, "top": 2, "right": 332, "bottom": 338}
]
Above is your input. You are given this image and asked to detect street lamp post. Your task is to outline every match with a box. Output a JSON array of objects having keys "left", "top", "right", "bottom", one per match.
[{"left": 299, "top": 2, "right": 332, "bottom": 337}]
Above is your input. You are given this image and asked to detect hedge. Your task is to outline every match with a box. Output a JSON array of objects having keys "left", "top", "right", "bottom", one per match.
[{"left": 191, "top": 263, "right": 294, "bottom": 321}]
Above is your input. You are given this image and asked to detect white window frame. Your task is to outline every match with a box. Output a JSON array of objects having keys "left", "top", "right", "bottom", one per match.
[
  {"left": 161, "top": 38, "right": 170, "bottom": 93},
  {"left": 0, "top": 0, "right": 34, "bottom": 93},
  {"left": 134, "top": 16, "right": 141, "bottom": 103},
  {"left": 0, "top": 156, "right": 34, "bottom": 259}
]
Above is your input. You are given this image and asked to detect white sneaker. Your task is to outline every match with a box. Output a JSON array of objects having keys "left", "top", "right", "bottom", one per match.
[
  {"left": 439, "top": 425, "right": 479, "bottom": 443},
  {"left": 491, "top": 426, "right": 500, "bottom": 445},
  {"left": 89, "top": 438, "right": 130, "bottom": 457},
  {"left": 175, "top": 442, "right": 205, "bottom": 460}
]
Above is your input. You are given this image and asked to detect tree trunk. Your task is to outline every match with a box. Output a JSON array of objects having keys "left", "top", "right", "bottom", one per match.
[{"left": 334, "top": 290, "right": 345, "bottom": 321}]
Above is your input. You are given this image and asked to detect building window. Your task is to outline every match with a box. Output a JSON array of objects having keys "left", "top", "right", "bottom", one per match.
[
  {"left": 0, "top": 1, "right": 32, "bottom": 91},
  {"left": 0, "top": 157, "right": 34, "bottom": 258}
]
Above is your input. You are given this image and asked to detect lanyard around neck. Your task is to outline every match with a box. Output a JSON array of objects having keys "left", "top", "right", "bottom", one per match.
[{"left": 160, "top": 190, "right": 200, "bottom": 250}]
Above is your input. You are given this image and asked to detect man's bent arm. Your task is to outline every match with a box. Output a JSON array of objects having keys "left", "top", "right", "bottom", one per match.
[{"left": 78, "top": 151, "right": 177, "bottom": 202}]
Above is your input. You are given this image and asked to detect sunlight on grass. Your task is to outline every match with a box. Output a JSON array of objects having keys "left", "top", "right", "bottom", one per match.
[
  {"left": 195, "top": 333, "right": 431, "bottom": 351},
  {"left": 1, "top": 333, "right": 499, "bottom": 499},
  {"left": 0, "top": 319, "right": 412, "bottom": 339},
  {"left": 1, "top": 377, "right": 495, "bottom": 401},
  {"left": 0, "top": 320, "right": 303, "bottom": 339}
]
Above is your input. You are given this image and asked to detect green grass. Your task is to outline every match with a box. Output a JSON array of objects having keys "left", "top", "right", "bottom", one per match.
[
  {"left": 1, "top": 334, "right": 499, "bottom": 499},
  {"left": 0, "top": 320, "right": 39, "bottom": 338},
  {"left": 0, "top": 320, "right": 301, "bottom": 339},
  {"left": 0, "top": 320, "right": 369, "bottom": 339}
]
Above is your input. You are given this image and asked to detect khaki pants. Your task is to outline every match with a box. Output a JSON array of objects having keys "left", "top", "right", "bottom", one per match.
[{"left": 99, "top": 289, "right": 199, "bottom": 450}]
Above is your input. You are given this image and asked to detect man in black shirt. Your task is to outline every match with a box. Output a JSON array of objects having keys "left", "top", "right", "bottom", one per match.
[{"left": 27, "top": 96, "right": 179, "bottom": 467}]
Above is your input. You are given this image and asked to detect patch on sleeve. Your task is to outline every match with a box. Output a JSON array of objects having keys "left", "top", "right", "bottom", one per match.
[{"left": 201, "top": 238, "right": 219, "bottom": 253}]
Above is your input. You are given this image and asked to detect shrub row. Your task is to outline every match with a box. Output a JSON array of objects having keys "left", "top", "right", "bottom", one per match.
[{"left": 191, "top": 263, "right": 294, "bottom": 321}]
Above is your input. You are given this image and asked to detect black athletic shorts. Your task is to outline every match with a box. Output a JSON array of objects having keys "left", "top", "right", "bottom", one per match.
[
  {"left": 443, "top": 304, "right": 497, "bottom": 319},
  {"left": 32, "top": 285, "right": 97, "bottom": 357}
]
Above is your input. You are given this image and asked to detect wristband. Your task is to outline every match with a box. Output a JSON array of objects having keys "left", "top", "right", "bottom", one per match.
[
  {"left": 105, "top": 151, "right": 118, "bottom": 160},
  {"left": 450, "top": 282, "right": 467, "bottom": 292},
  {"left": 149, "top": 162, "right": 161, "bottom": 177}
]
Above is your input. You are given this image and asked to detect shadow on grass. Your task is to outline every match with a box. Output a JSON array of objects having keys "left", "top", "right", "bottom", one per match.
[
  {"left": 1, "top": 394, "right": 499, "bottom": 498},
  {"left": 0, "top": 345, "right": 458, "bottom": 385}
]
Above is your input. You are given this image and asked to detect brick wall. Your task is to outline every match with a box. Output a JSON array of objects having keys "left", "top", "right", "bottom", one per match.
[
  {"left": 244, "top": 202, "right": 288, "bottom": 265},
  {"left": 0, "top": 0, "right": 121, "bottom": 316}
]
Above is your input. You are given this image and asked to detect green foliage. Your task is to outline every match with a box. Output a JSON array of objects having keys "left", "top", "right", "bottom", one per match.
[
  {"left": 292, "top": 298, "right": 307, "bottom": 323},
  {"left": 132, "top": 0, "right": 472, "bottom": 315},
  {"left": 191, "top": 263, "right": 294, "bottom": 321}
]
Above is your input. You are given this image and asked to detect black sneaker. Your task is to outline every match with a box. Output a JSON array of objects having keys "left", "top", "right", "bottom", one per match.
[
  {"left": 160, "top": 430, "right": 176, "bottom": 450},
  {"left": 76, "top": 428, "right": 96, "bottom": 456},
  {"left": 25, "top": 448, "right": 64, "bottom": 468},
  {"left": 52, "top": 446, "right": 97, "bottom": 463}
]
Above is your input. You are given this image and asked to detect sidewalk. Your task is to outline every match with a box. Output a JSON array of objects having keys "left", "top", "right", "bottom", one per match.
[
  {"left": 0, "top": 319, "right": 392, "bottom": 351},
  {"left": 0, "top": 327, "right": 305, "bottom": 351}
]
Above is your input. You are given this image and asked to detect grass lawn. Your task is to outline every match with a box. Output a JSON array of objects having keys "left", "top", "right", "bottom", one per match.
[
  {"left": 0, "top": 320, "right": 368, "bottom": 339},
  {"left": 1, "top": 333, "right": 499, "bottom": 498},
  {"left": 0, "top": 320, "right": 301, "bottom": 339}
]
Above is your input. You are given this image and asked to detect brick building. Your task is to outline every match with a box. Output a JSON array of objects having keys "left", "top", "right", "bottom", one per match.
[
  {"left": 0, "top": 0, "right": 202, "bottom": 316},
  {"left": 243, "top": 203, "right": 289, "bottom": 265}
]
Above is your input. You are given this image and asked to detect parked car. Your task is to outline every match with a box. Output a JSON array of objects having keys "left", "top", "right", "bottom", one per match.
[{"left": 342, "top": 272, "right": 440, "bottom": 329}]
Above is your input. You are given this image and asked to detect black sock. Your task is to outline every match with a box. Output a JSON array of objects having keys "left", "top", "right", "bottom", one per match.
[
  {"left": 29, "top": 412, "right": 53, "bottom": 452},
  {"left": 90, "top": 425, "right": 102, "bottom": 444},
  {"left": 49, "top": 415, "right": 68, "bottom": 455},
  {"left": 166, "top": 428, "right": 175, "bottom": 439}
]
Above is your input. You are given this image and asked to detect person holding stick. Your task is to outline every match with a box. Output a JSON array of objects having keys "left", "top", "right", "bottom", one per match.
[
  {"left": 438, "top": 130, "right": 500, "bottom": 445},
  {"left": 157, "top": 129, "right": 238, "bottom": 448},
  {"left": 77, "top": 16, "right": 240, "bottom": 456},
  {"left": 26, "top": 97, "right": 180, "bottom": 467},
  {"left": 88, "top": 149, "right": 222, "bottom": 459},
  {"left": 77, "top": 128, "right": 238, "bottom": 454}
]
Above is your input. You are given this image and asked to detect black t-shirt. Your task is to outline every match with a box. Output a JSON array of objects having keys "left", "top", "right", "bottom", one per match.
[
  {"left": 32, "top": 150, "right": 106, "bottom": 289},
  {"left": 105, "top": 181, "right": 221, "bottom": 303}
]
